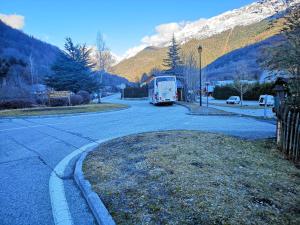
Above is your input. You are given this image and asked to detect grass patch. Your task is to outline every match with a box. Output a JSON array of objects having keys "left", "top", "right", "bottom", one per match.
[
  {"left": 178, "top": 102, "right": 234, "bottom": 115},
  {"left": 0, "top": 103, "right": 128, "bottom": 117},
  {"left": 210, "top": 102, "right": 272, "bottom": 110},
  {"left": 83, "top": 131, "right": 300, "bottom": 225}
]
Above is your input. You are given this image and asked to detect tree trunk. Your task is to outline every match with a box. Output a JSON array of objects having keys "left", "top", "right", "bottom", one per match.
[
  {"left": 240, "top": 84, "right": 243, "bottom": 107},
  {"left": 98, "top": 89, "right": 102, "bottom": 103}
]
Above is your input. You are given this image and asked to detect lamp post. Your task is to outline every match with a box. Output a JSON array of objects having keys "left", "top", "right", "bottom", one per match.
[{"left": 198, "top": 45, "right": 203, "bottom": 106}]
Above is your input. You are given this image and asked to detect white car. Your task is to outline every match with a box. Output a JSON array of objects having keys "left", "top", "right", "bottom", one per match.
[
  {"left": 226, "top": 96, "right": 241, "bottom": 104},
  {"left": 259, "top": 95, "right": 274, "bottom": 106}
]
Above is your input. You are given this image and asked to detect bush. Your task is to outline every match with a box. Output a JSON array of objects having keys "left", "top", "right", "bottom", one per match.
[
  {"left": 0, "top": 99, "right": 34, "bottom": 110},
  {"left": 49, "top": 97, "right": 69, "bottom": 107},
  {"left": 77, "top": 90, "right": 90, "bottom": 104},
  {"left": 70, "top": 94, "right": 83, "bottom": 105},
  {"left": 212, "top": 85, "right": 239, "bottom": 100}
]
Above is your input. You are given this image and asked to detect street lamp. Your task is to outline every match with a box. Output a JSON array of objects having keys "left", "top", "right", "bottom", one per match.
[{"left": 198, "top": 45, "right": 203, "bottom": 106}]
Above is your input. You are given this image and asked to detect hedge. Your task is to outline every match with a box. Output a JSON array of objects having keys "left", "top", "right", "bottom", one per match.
[
  {"left": 0, "top": 99, "right": 34, "bottom": 110},
  {"left": 213, "top": 82, "right": 275, "bottom": 100},
  {"left": 124, "top": 87, "right": 148, "bottom": 98}
]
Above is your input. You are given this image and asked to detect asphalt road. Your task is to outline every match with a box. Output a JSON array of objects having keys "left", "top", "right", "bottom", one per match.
[{"left": 0, "top": 95, "right": 276, "bottom": 225}]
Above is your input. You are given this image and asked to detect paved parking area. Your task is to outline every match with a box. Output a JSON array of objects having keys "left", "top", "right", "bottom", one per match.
[{"left": 0, "top": 95, "right": 276, "bottom": 225}]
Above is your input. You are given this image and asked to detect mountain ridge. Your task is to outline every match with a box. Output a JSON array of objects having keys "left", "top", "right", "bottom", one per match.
[
  {"left": 111, "top": 17, "right": 283, "bottom": 81},
  {"left": 112, "top": 0, "right": 299, "bottom": 81}
]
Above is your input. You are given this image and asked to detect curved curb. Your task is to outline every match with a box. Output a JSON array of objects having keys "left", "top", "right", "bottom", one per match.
[
  {"left": 74, "top": 149, "right": 116, "bottom": 225},
  {"left": 186, "top": 112, "right": 237, "bottom": 116},
  {"left": 49, "top": 142, "right": 98, "bottom": 225}
]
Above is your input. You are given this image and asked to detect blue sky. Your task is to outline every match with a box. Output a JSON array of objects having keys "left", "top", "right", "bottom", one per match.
[{"left": 0, "top": 0, "right": 257, "bottom": 56}]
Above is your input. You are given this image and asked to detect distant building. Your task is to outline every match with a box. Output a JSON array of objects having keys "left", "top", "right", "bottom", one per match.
[
  {"left": 214, "top": 80, "right": 234, "bottom": 86},
  {"left": 214, "top": 80, "right": 257, "bottom": 86}
]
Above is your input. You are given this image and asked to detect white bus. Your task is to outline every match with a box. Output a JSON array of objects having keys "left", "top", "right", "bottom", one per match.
[{"left": 148, "top": 76, "right": 177, "bottom": 105}]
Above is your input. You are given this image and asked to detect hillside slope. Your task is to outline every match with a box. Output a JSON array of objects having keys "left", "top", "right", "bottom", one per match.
[
  {"left": 0, "top": 20, "right": 62, "bottom": 79},
  {"left": 0, "top": 20, "right": 130, "bottom": 96},
  {"left": 203, "top": 35, "right": 284, "bottom": 81},
  {"left": 111, "top": 18, "right": 282, "bottom": 81}
]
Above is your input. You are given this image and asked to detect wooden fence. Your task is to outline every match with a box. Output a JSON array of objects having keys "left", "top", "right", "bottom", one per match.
[
  {"left": 276, "top": 103, "right": 300, "bottom": 162},
  {"left": 123, "top": 87, "right": 148, "bottom": 98}
]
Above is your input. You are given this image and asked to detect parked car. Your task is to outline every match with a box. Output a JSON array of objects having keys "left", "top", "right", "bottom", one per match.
[
  {"left": 226, "top": 96, "right": 241, "bottom": 104},
  {"left": 259, "top": 95, "right": 274, "bottom": 106}
]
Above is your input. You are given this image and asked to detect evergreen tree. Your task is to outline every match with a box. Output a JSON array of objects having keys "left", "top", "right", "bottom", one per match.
[
  {"left": 64, "top": 37, "right": 96, "bottom": 69},
  {"left": 140, "top": 73, "right": 149, "bottom": 83},
  {"left": 45, "top": 38, "right": 99, "bottom": 93},
  {"left": 163, "top": 35, "right": 183, "bottom": 76}
]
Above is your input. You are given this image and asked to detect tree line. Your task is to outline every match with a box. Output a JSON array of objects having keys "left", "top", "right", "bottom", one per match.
[{"left": 45, "top": 32, "right": 116, "bottom": 101}]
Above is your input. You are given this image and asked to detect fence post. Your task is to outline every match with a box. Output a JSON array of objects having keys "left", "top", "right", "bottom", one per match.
[
  {"left": 285, "top": 111, "right": 291, "bottom": 156},
  {"left": 282, "top": 106, "right": 288, "bottom": 153},
  {"left": 289, "top": 111, "right": 296, "bottom": 159},
  {"left": 294, "top": 112, "right": 300, "bottom": 161}
]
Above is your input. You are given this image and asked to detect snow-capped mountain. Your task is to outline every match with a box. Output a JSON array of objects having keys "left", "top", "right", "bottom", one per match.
[{"left": 122, "top": 0, "right": 300, "bottom": 59}]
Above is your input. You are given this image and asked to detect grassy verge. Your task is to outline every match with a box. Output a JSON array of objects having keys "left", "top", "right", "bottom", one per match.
[
  {"left": 83, "top": 131, "right": 300, "bottom": 225},
  {"left": 178, "top": 102, "right": 234, "bottom": 115},
  {"left": 210, "top": 102, "right": 272, "bottom": 110},
  {"left": 0, "top": 103, "right": 128, "bottom": 117}
]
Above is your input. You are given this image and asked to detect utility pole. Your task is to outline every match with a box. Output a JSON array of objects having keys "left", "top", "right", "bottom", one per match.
[{"left": 198, "top": 45, "right": 203, "bottom": 106}]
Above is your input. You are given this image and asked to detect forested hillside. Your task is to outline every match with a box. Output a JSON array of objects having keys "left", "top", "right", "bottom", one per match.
[
  {"left": 0, "top": 20, "right": 62, "bottom": 80},
  {"left": 0, "top": 20, "right": 63, "bottom": 100},
  {"left": 203, "top": 35, "right": 284, "bottom": 81},
  {"left": 112, "top": 18, "right": 283, "bottom": 81},
  {"left": 0, "top": 20, "right": 130, "bottom": 101}
]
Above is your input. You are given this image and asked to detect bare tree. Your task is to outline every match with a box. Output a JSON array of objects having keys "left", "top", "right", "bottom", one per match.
[
  {"left": 95, "top": 32, "right": 115, "bottom": 72},
  {"left": 95, "top": 32, "right": 115, "bottom": 102},
  {"left": 232, "top": 63, "right": 251, "bottom": 107},
  {"left": 182, "top": 52, "right": 198, "bottom": 102},
  {"left": 29, "top": 53, "right": 35, "bottom": 93}
]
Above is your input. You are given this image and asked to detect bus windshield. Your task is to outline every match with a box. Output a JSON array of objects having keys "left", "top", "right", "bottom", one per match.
[{"left": 156, "top": 77, "right": 175, "bottom": 85}]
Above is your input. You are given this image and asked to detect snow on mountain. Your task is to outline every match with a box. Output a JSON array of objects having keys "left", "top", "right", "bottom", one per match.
[
  {"left": 122, "top": 0, "right": 300, "bottom": 60},
  {"left": 88, "top": 45, "right": 122, "bottom": 67}
]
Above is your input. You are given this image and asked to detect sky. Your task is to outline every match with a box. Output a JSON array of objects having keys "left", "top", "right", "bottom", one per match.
[{"left": 0, "top": 0, "right": 257, "bottom": 58}]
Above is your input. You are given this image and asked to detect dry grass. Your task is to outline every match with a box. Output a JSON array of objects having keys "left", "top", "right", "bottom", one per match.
[
  {"left": 179, "top": 102, "right": 234, "bottom": 115},
  {"left": 83, "top": 131, "right": 300, "bottom": 225},
  {"left": 210, "top": 102, "right": 272, "bottom": 110},
  {"left": 0, "top": 103, "right": 128, "bottom": 117}
]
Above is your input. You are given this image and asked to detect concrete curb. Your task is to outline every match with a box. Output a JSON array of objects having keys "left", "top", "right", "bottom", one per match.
[
  {"left": 186, "top": 112, "right": 237, "bottom": 116},
  {"left": 122, "top": 97, "right": 148, "bottom": 101},
  {"left": 74, "top": 149, "right": 116, "bottom": 225},
  {"left": 175, "top": 102, "right": 236, "bottom": 116}
]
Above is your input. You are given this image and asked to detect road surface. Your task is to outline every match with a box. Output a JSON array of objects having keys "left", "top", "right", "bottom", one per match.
[{"left": 0, "top": 95, "right": 275, "bottom": 225}]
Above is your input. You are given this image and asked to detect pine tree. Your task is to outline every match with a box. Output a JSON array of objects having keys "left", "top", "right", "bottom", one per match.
[
  {"left": 163, "top": 35, "right": 183, "bottom": 76},
  {"left": 45, "top": 38, "right": 99, "bottom": 93},
  {"left": 64, "top": 37, "right": 95, "bottom": 69}
]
